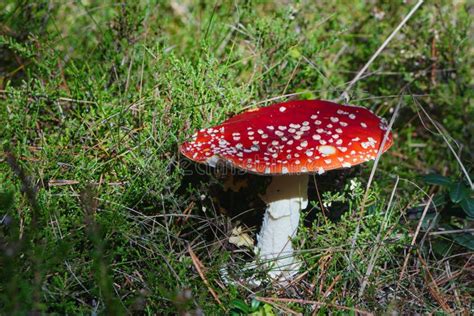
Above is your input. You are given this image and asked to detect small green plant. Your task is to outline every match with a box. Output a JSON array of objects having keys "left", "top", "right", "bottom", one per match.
[
  {"left": 421, "top": 173, "right": 474, "bottom": 250},
  {"left": 229, "top": 298, "right": 275, "bottom": 316}
]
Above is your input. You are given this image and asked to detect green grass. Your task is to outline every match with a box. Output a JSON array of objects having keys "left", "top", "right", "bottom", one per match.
[{"left": 1, "top": 0, "right": 473, "bottom": 314}]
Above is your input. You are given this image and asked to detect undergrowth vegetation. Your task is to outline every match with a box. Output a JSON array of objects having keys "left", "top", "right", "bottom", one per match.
[{"left": 0, "top": 1, "right": 472, "bottom": 314}]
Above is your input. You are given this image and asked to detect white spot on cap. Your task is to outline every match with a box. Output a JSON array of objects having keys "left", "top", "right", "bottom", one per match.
[
  {"left": 349, "top": 114, "right": 356, "bottom": 119},
  {"left": 324, "top": 159, "right": 332, "bottom": 164},
  {"left": 207, "top": 156, "right": 219, "bottom": 167},
  {"left": 264, "top": 167, "right": 271, "bottom": 174},
  {"left": 314, "top": 120, "right": 322, "bottom": 125},
  {"left": 317, "top": 167, "right": 325, "bottom": 174},
  {"left": 312, "top": 134, "right": 321, "bottom": 140},
  {"left": 300, "top": 141, "right": 308, "bottom": 147},
  {"left": 311, "top": 115, "right": 318, "bottom": 119},
  {"left": 305, "top": 150, "right": 313, "bottom": 157},
  {"left": 219, "top": 139, "right": 229, "bottom": 146},
  {"left": 318, "top": 145, "right": 336, "bottom": 155},
  {"left": 342, "top": 162, "right": 351, "bottom": 168},
  {"left": 280, "top": 106, "right": 286, "bottom": 112},
  {"left": 330, "top": 117, "right": 339, "bottom": 123},
  {"left": 361, "top": 122, "right": 367, "bottom": 128},
  {"left": 282, "top": 167, "right": 289, "bottom": 174}
]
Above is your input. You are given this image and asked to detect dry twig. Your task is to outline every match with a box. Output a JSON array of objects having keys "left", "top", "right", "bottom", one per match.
[{"left": 188, "top": 246, "right": 225, "bottom": 310}]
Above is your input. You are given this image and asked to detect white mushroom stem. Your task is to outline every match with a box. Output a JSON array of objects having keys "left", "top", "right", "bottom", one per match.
[{"left": 257, "top": 174, "right": 309, "bottom": 280}]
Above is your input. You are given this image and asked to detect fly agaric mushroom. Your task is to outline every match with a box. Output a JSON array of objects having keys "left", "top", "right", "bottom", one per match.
[{"left": 180, "top": 100, "right": 393, "bottom": 281}]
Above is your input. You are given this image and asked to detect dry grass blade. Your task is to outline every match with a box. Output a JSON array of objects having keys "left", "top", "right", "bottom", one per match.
[
  {"left": 47, "top": 179, "right": 80, "bottom": 186},
  {"left": 187, "top": 246, "right": 225, "bottom": 310},
  {"left": 397, "top": 194, "right": 433, "bottom": 286},
  {"left": 347, "top": 96, "right": 402, "bottom": 272},
  {"left": 338, "top": 0, "right": 425, "bottom": 102},
  {"left": 416, "top": 252, "right": 454, "bottom": 314},
  {"left": 413, "top": 96, "right": 474, "bottom": 190},
  {"left": 358, "top": 176, "right": 400, "bottom": 298}
]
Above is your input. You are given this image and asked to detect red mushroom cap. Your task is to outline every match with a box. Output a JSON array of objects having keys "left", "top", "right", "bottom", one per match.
[{"left": 180, "top": 100, "right": 393, "bottom": 175}]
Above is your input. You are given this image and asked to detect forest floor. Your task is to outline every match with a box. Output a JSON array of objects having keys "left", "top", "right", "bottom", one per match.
[{"left": 0, "top": 1, "right": 473, "bottom": 314}]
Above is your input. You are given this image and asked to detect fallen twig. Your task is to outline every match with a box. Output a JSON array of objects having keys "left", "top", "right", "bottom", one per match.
[{"left": 188, "top": 245, "right": 225, "bottom": 310}]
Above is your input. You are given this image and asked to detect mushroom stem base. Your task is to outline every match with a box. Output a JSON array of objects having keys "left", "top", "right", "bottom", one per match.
[{"left": 257, "top": 174, "right": 309, "bottom": 281}]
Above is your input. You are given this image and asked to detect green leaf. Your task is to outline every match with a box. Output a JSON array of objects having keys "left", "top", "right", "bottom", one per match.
[
  {"left": 452, "top": 233, "right": 474, "bottom": 250},
  {"left": 449, "top": 181, "right": 468, "bottom": 203},
  {"left": 289, "top": 47, "right": 301, "bottom": 59},
  {"left": 431, "top": 239, "right": 453, "bottom": 257},
  {"left": 250, "top": 299, "right": 261, "bottom": 311},
  {"left": 460, "top": 197, "right": 474, "bottom": 217},
  {"left": 422, "top": 174, "right": 452, "bottom": 186},
  {"left": 230, "top": 299, "right": 250, "bottom": 313}
]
